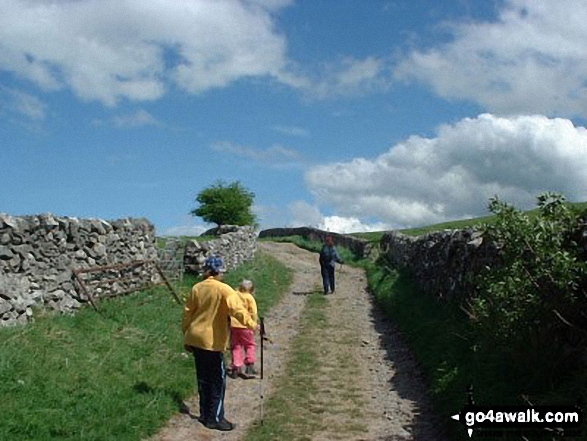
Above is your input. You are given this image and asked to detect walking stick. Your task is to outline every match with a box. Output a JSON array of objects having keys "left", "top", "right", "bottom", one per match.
[{"left": 259, "top": 316, "right": 265, "bottom": 425}]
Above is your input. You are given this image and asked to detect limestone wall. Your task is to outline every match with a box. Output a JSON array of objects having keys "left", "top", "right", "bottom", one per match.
[
  {"left": 380, "top": 229, "right": 499, "bottom": 301},
  {"left": 183, "top": 225, "right": 257, "bottom": 274},
  {"left": 0, "top": 213, "right": 158, "bottom": 327}
]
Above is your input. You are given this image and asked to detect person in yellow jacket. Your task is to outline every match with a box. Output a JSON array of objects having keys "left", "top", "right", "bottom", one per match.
[
  {"left": 229, "top": 280, "right": 258, "bottom": 379},
  {"left": 182, "top": 256, "right": 257, "bottom": 432}
]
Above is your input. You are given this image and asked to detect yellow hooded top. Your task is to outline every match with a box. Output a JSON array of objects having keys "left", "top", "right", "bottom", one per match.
[
  {"left": 230, "top": 291, "right": 258, "bottom": 329},
  {"left": 182, "top": 277, "right": 256, "bottom": 351}
]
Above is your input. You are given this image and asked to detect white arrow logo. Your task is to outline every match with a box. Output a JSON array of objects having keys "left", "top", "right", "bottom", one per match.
[{"left": 451, "top": 413, "right": 474, "bottom": 437}]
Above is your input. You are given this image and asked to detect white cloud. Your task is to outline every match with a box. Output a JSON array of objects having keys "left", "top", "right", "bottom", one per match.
[
  {"left": 0, "top": 86, "right": 46, "bottom": 120},
  {"left": 287, "top": 200, "right": 390, "bottom": 233},
  {"left": 0, "top": 1, "right": 389, "bottom": 105},
  {"left": 0, "top": 0, "right": 290, "bottom": 105},
  {"left": 287, "top": 200, "right": 324, "bottom": 228},
  {"left": 321, "top": 216, "right": 390, "bottom": 234},
  {"left": 272, "top": 125, "right": 310, "bottom": 137},
  {"left": 112, "top": 109, "right": 162, "bottom": 128},
  {"left": 396, "top": 0, "right": 587, "bottom": 117},
  {"left": 162, "top": 224, "right": 208, "bottom": 237},
  {"left": 211, "top": 141, "right": 303, "bottom": 167},
  {"left": 306, "top": 114, "right": 587, "bottom": 228},
  {"left": 281, "top": 56, "right": 389, "bottom": 99}
]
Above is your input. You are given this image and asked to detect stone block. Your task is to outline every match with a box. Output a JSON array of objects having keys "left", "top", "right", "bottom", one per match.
[
  {"left": 0, "top": 246, "right": 14, "bottom": 260},
  {"left": 0, "top": 298, "right": 12, "bottom": 315}
]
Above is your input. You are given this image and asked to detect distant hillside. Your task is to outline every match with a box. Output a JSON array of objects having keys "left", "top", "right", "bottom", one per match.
[{"left": 351, "top": 201, "right": 587, "bottom": 243}]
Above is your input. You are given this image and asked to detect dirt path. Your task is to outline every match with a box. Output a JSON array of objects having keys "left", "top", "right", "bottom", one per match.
[{"left": 148, "top": 242, "right": 446, "bottom": 441}]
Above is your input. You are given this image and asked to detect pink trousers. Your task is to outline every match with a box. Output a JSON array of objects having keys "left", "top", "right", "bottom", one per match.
[{"left": 230, "top": 327, "right": 256, "bottom": 369}]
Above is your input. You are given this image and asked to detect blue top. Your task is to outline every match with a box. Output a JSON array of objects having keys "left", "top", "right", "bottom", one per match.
[{"left": 319, "top": 245, "right": 344, "bottom": 267}]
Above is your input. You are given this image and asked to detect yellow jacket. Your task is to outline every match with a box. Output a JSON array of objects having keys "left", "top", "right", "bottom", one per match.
[
  {"left": 230, "top": 291, "right": 258, "bottom": 329},
  {"left": 182, "top": 277, "right": 257, "bottom": 352}
]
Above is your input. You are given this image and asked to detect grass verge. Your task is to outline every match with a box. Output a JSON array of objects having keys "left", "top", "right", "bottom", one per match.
[
  {"left": 366, "top": 264, "right": 587, "bottom": 440},
  {"left": 0, "top": 250, "right": 291, "bottom": 441},
  {"left": 261, "top": 235, "right": 367, "bottom": 268}
]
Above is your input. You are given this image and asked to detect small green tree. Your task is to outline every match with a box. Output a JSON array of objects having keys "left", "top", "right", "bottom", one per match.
[{"left": 191, "top": 180, "right": 257, "bottom": 227}]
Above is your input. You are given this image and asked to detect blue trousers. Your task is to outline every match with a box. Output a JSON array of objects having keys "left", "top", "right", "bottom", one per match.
[
  {"left": 321, "top": 264, "right": 335, "bottom": 294},
  {"left": 192, "top": 347, "right": 226, "bottom": 423}
]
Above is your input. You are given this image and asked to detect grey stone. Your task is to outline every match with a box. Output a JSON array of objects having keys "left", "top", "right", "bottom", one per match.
[
  {"left": 55, "top": 271, "right": 73, "bottom": 284},
  {"left": 0, "top": 214, "right": 18, "bottom": 229},
  {"left": 90, "top": 220, "right": 106, "bottom": 235},
  {"left": 0, "top": 233, "right": 10, "bottom": 245},
  {"left": 42, "top": 214, "right": 60, "bottom": 228},
  {"left": 467, "top": 237, "right": 483, "bottom": 248},
  {"left": 21, "top": 259, "right": 31, "bottom": 272},
  {"left": 30, "top": 291, "right": 43, "bottom": 301},
  {"left": 92, "top": 243, "right": 107, "bottom": 257},
  {"left": 75, "top": 249, "right": 87, "bottom": 259},
  {"left": 13, "top": 244, "right": 33, "bottom": 257},
  {"left": 0, "top": 298, "right": 12, "bottom": 314},
  {"left": 10, "top": 234, "right": 24, "bottom": 245},
  {"left": 45, "top": 290, "right": 65, "bottom": 301},
  {"left": 0, "top": 246, "right": 14, "bottom": 260}
]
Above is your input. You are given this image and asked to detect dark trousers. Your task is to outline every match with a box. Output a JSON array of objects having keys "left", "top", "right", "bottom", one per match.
[
  {"left": 321, "top": 264, "right": 335, "bottom": 294},
  {"left": 192, "top": 347, "right": 226, "bottom": 423}
]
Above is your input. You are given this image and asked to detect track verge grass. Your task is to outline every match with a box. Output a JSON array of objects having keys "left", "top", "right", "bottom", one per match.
[
  {"left": 366, "top": 265, "right": 587, "bottom": 440},
  {"left": 0, "top": 250, "right": 291, "bottom": 441}
]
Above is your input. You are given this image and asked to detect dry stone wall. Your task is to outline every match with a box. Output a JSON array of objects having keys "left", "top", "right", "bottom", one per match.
[
  {"left": 258, "top": 226, "right": 373, "bottom": 259},
  {"left": 0, "top": 213, "right": 158, "bottom": 327},
  {"left": 184, "top": 225, "right": 257, "bottom": 274},
  {"left": 380, "top": 229, "right": 499, "bottom": 301}
]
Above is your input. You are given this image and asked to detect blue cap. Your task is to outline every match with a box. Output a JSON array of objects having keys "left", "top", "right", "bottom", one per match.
[{"left": 204, "top": 255, "right": 226, "bottom": 273}]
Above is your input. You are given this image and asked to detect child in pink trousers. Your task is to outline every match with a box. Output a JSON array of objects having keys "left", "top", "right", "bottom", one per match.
[{"left": 229, "top": 280, "right": 258, "bottom": 379}]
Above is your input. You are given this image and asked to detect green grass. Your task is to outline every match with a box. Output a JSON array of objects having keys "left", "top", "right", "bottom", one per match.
[
  {"left": 366, "top": 264, "right": 587, "bottom": 440},
  {"left": 0, "top": 250, "right": 291, "bottom": 441},
  {"left": 0, "top": 287, "right": 193, "bottom": 441},
  {"left": 245, "top": 292, "right": 328, "bottom": 441},
  {"left": 222, "top": 250, "right": 293, "bottom": 317},
  {"left": 261, "top": 235, "right": 367, "bottom": 268}
]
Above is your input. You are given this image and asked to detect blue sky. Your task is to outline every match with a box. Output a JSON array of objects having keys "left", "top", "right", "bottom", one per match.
[{"left": 1, "top": 0, "right": 587, "bottom": 235}]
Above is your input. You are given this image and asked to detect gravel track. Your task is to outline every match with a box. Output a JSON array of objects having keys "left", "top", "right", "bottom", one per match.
[{"left": 147, "top": 242, "right": 446, "bottom": 441}]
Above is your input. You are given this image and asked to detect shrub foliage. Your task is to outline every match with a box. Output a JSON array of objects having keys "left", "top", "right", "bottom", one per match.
[{"left": 470, "top": 193, "right": 587, "bottom": 376}]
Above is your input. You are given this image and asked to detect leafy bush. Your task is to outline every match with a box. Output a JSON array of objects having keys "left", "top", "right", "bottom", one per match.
[{"left": 469, "top": 193, "right": 587, "bottom": 379}]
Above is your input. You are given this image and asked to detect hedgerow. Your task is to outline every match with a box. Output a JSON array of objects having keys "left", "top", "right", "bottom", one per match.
[{"left": 469, "top": 193, "right": 587, "bottom": 383}]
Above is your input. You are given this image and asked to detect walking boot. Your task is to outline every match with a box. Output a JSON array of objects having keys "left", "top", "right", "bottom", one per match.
[
  {"left": 245, "top": 364, "right": 257, "bottom": 377},
  {"left": 204, "top": 418, "right": 236, "bottom": 431},
  {"left": 229, "top": 367, "right": 241, "bottom": 379}
]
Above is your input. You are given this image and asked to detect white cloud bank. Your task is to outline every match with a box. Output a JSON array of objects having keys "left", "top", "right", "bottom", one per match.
[
  {"left": 0, "top": 0, "right": 385, "bottom": 105},
  {"left": 0, "top": 0, "right": 290, "bottom": 105},
  {"left": 396, "top": 0, "right": 587, "bottom": 117},
  {"left": 287, "top": 201, "right": 390, "bottom": 233},
  {"left": 306, "top": 114, "right": 587, "bottom": 228}
]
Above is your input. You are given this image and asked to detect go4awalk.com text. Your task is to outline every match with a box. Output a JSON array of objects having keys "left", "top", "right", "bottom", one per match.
[{"left": 451, "top": 405, "right": 583, "bottom": 438}]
